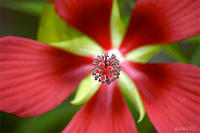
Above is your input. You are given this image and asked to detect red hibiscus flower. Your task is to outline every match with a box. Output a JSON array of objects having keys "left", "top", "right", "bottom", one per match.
[{"left": 0, "top": 0, "right": 200, "bottom": 133}]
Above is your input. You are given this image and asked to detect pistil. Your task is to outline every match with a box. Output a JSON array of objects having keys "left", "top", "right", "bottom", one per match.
[{"left": 92, "top": 52, "right": 121, "bottom": 85}]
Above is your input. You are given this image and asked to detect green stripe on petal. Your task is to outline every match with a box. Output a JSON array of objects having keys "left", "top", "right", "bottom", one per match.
[
  {"left": 125, "top": 45, "right": 164, "bottom": 63},
  {"left": 71, "top": 74, "right": 101, "bottom": 105},
  {"left": 50, "top": 36, "right": 103, "bottom": 57},
  {"left": 111, "top": 0, "right": 126, "bottom": 49},
  {"left": 119, "top": 71, "right": 145, "bottom": 122},
  {"left": 38, "top": 3, "right": 104, "bottom": 57},
  {"left": 37, "top": 3, "right": 82, "bottom": 43}
]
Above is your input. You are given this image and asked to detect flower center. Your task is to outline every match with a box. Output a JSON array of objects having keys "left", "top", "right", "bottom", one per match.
[{"left": 92, "top": 52, "right": 121, "bottom": 85}]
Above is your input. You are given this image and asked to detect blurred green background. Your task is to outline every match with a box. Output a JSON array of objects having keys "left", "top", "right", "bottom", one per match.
[{"left": 0, "top": 0, "right": 199, "bottom": 133}]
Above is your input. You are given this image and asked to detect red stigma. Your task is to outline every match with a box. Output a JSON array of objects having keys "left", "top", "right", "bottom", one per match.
[{"left": 92, "top": 52, "right": 121, "bottom": 85}]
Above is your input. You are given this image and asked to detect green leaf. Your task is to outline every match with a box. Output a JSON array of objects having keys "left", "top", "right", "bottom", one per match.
[
  {"left": 184, "top": 35, "right": 200, "bottom": 43},
  {"left": 111, "top": 0, "right": 126, "bottom": 48},
  {"left": 124, "top": 100, "right": 154, "bottom": 133},
  {"left": 50, "top": 36, "right": 103, "bottom": 56},
  {"left": 117, "top": 0, "right": 135, "bottom": 25},
  {"left": 183, "top": 35, "right": 200, "bottom": 65},
  {"left": 165, "top": 43, "right": 189, "bottom": 63},
  {"left": 71, "top": 74, "right": 101, "bottom": 105},
  {"left": 118, "top": 71, "right": 145, "bottom": 122},
  {"left": 15, "top": 97, "right": 80, "bottom": 133},
  {"left": 125, "top": 45, "right": 164, "bottom": 63},
  {"left": 190, "top": 43, "right": 200, "bottom": 66},
  {"left": 37, "top": 3, "right": 82, "bottom": 43},
  {"left": 0, "top": 1, "right": 45, "bottom": 17}
]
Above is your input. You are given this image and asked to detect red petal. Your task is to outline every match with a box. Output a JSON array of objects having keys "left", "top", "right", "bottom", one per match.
[
  {"left": 62, "top": 82, "right": 137, "bottom": 133},
  {"left": 119, "top": 0, "right": 200, "bottom": 54},
  {"left": 122, "top": 61, "right": 200, "bottom": 132},
  {"left": 55, "top": 0, "right": 113, "bottom": 51},
  {"left": 0, "top": 36, "right": 92, "bottom": 117}
]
